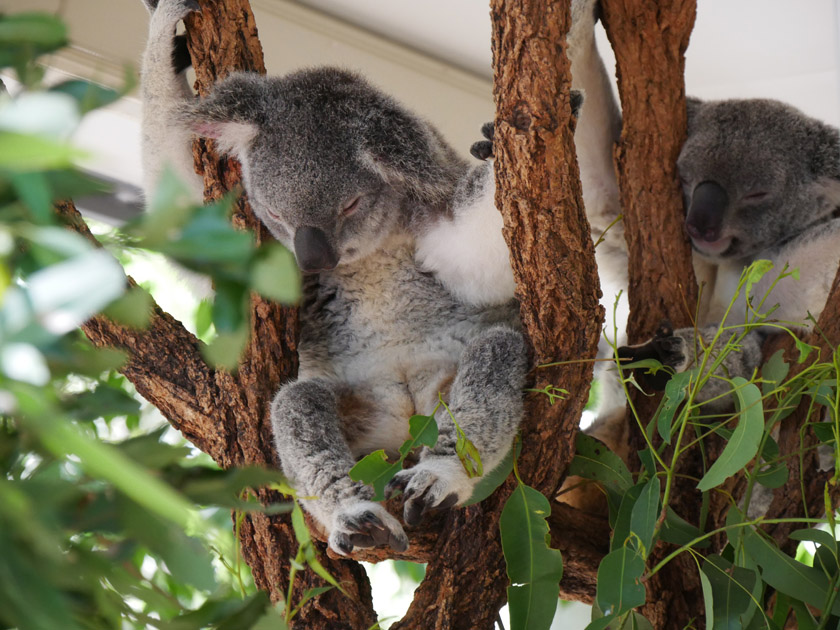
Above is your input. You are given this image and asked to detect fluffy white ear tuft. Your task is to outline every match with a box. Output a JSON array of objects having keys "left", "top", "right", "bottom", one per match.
[{"left": 191, "top": 120, "right": 258, "bottom": 158}]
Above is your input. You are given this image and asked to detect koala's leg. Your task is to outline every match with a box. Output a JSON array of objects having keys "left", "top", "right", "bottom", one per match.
[
  {"left": 386, "top": 326, "right": 528, "bottom": 526},
  {"left": 271, "top": 378, "right": 409, "bottom": 555},
  {"left": 618, "top": 324, "right": 765, "bottom": 411},
  {"left": 140, "top": 0, "right": 204, "bottom": 200}
]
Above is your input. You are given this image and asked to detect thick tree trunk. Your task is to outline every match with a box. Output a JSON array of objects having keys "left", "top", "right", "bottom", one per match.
[{"left": 599, "top": 2, "right": 703, "bottom": 629}]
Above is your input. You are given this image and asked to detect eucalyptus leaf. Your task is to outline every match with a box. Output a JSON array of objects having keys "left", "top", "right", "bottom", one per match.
[
  {"left": 629, "top": 476, "right": 660, "bottom": 558},
  {"left": 697, "top": 378, "right": 763, "bottom": 492},
  {"left": 500, "top": 482, "right": 563, "bottom": 630},
  {"left": 595, "top": 546, "right": 646, "bottom": 619},
  {"left": 701, "top": 554, "right": 759, "bottom": 630},
  {"left": 742, "top": 526, "right": 840, "bottom": 615}
]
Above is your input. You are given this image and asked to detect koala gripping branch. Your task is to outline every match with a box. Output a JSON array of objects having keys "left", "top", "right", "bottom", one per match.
[{"left": 66, "top": 1, "right": 609, "bottom": 629}]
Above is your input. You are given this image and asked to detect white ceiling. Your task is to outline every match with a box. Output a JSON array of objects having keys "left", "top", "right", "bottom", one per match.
[{"left": 4, "top": 0, "right": 839, "bottom": 190}]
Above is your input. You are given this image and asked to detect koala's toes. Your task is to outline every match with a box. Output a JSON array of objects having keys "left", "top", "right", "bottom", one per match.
[
  {"left": 329, "top": 502, "right": 408, "bottom": 556},
  {"left": 480, "top": 121, "right": 495, "bottom": 140},
  {"left": 393, "top": 461, "right": 472, "bottom": 527},
  {"left": 470, "top": 140, "right": 494, "bottom": 161}
]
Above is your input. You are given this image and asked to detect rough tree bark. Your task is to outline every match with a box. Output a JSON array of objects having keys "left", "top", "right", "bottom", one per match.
[
  {"left": 62, "top": 0, "right": 840, "bottom": 628},
  {"left": 598, "top": 2, "right": 704, "bottom": 628},
  {"left": 63, "top": 0, "right": 605, "bottom": 628}
]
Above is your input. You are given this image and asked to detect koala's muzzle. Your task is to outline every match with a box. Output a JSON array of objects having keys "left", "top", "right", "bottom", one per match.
[
  {"left": 293, "top": 227, "right": 339, "bottom": 273},
  {"left": 685, "top": 180, "right": 729, "bottom": 243}
]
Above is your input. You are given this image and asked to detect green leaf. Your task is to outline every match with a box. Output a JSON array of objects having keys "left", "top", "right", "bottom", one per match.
[
  {"left": 348, "top": 449, "right": 400, "bottom": 502},
  {"left": 697, "top": 378, "right": 763, "bottom": 492},
  {"left": 350, "top": 413, "right": 438, "bottom": 501},
  {"left": 500, "top": 482, "right": 563, "bottom": 630},
  {"left": 659, "top": 507, "right": 707, "bottom": 548},
  {"left": 793, "top": 336, "right": 816, "bottom": 364},
  {"left": 701, "top": 554, "right": 759, "bottom": 630},
  {"left": 755, "top": 462, "right": 788, "bottom": 489},
  {"left": 65, "top": 383, "right": 142, "bottom": 422},
  {"left": 595, "top": 546, "right": 646, "bottom": 619},
  {"left": 0, "top": 131, "right": 82, "bottom": 171},
  {"left": 251, "top": 243, "right": 301, "bottom": 304},
  {"left": 569, "top": 433, "right": 633, "bottom": 496},
  {"left": 629, "top": 476, "right": 660, "bottom": 558},
  {"left": 742, "top": 526, "right": 840, "bottom": 615},
  {"left": 49, "top": 79, "right": 122, "bottom": 115},
  {"left": 813, "top": 422, "right": 837, "bottom": 444},
  {"left": 761, "top": 350, "right": 789, "bottom": 396},
  {"left": 744, "top": 259, "right": 774, "bottom": 298},
  {"left": 202, "top": 326, "right": 249, "bottom": 370},
  {"left": 102, "top": 286, "right": 152, "bottom": 329},
  {"left": 463, "top": 442, "right": 520, "bottom": 506},
  {"left": 658, "top": 371, "right": 691, "bottom": 443},
  {"left": 611, "top": 484, "right": 644, "bottom": 553},
  {"left": 0, "top": 13, "right": 67, "bottom": 50},
  {"left": 212, "top": 279, "right": 248, "bottom": 333}
]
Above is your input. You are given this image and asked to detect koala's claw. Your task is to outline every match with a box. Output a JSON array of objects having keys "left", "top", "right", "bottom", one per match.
[
  {"left": 617, "top": 322, "right": 688, "bottom": 391},
  {"left": 470, "top": 140, "right": 494, "bottom": 161},
  {"left": 470, "top": 122, "right": 495, "bottom": 161},
  {"left": 387, "top": 459, "right": 472, "bottom": 527},
  {"left": 328, "top": 502, "right": 408, "bottom": 555}
]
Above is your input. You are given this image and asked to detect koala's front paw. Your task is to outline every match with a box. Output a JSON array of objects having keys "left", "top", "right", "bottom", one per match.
[
  {"left": 470, "top": 121, "right": 495, "bottom": 161},
  {"left": 617, "top": 322, "right": 689, "bottom": 390},
  {"left": 328, "top": 501, "right": 408, "bottom": 556},
  {"left": 386, "top": 458, "right": 473, "bottom": 527}
]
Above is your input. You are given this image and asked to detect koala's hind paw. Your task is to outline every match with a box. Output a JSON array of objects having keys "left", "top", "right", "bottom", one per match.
[
  {"left": 617, "top": 322, "right": 688, "bottom": 391},
  {"left": 386, "top": 458, "right": 473, "bottom": 527},
  {"left": 328, "top": 501, "right": 408, "bottom": 556}
]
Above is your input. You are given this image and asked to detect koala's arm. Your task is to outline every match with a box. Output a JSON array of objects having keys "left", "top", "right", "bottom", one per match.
[
  {"left": 386, "top": 325, "right": 528, "bottom": 525},
  {"left": 415, "top": 157, "right": 517, "bottom": 306},
  {"left": 618, "top": 323, "right": 766, "bottom": 411},
  {"left": 271, "top": 378, "right": 409, "bottom": 556},
  {"left": 139, "top": 0, "right": 204, "bottom": 201},
  {"left": 568, "top": 0, "right": 622, "bottom": 239}
]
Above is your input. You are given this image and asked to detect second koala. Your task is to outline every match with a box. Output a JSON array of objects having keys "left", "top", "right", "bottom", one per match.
[{"left": 140, "top": 0, "right": 528, "bottom": 555}]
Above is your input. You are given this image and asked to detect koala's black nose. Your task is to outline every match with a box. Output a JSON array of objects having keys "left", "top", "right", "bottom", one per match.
[
  {"left": 685, "top": 180, "right": 728, "bottom": 242},
  {"left": 293, "top": 227, "right": 339, "bottom": 273}
]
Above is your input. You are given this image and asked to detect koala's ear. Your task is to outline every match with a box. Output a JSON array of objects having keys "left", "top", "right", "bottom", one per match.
[
  {"left": 807, "top": 120, "right": 840, "bottom": 180},
  {"left": 181, "top": 72, "right": 263, "bottom": 159},
  {"left": 685, "top": 97, "right": 703, "bottom": 133},
  {"left": 360, "top": 101, "right": 462, "bottom": 203}
]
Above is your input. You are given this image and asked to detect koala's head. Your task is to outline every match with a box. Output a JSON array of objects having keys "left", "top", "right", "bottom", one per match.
[
  {"left": 183, "top": 69, "right": 465, "bottom": 273},
  {"left": 677, "top": 97, "right": 840, "bottom": 262}
]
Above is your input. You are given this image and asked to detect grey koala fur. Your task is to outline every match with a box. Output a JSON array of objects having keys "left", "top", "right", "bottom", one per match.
[
  {"left": 140, "top": 0, "right": 528, "bottom": 556},
  {"left": 567, "top": 0, "right": 840, "bottom": 414}
]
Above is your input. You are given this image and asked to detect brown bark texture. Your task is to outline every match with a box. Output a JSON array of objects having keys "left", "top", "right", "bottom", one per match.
[
  {"left": 599, "top": 2, "right": 704, "bottom": 629},
  {"left": 62, "top": 0, "right": 609, "bottom": 628}
]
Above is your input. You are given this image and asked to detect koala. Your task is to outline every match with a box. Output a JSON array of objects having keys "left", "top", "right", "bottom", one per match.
[
  {"left": 621, "top": 97, "right": 840, "bottom": 406},
  {"left": 565, "top": 0, "right": 840, "bottom": 410},
  {"left": 140, "top": 0, "right": 528, "bottom": 555}
]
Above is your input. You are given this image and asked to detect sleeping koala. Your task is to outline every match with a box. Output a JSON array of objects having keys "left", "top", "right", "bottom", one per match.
[
  {"left": 620, "top": 97, "right": 840, "bottom": 406},
  {"left": 567, "top": 0, "right": 840, "bottom": 409},
  {"left": 140, "top": 0, "right": 528, "bottom": 555}
]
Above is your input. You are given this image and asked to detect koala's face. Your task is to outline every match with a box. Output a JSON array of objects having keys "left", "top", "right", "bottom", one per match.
[
  {"left": 190, "top": 69, "right": 459, "bottom": 274},
  {"left": 237, "top": 78, "right": 410, "bottom": 273},
  {"left": 676, "top": 99, "right": 837, "bottom": 263},
  {"left": 242, "top": 127, "right": 403, "bottom": 273}
]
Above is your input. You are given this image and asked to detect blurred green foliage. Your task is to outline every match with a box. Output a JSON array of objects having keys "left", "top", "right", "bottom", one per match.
[{"left": 0, "top": 10, "right": 309, "bottom": 630}]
